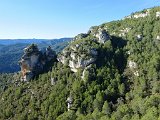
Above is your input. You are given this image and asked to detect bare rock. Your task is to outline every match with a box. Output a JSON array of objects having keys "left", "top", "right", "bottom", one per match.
[
  {"left": 128, "top": 61, "right": 137, "bottom": 69},
  {"left": 66, "top": 96, "right": 73, "bottom": 111},
  {"left": 156, "top": 35, "right": 160, "bottom": 40},
  {"left": 58, "top": 43, "right": 98, "bottom": 73},
  {"left": 156, "top": 11, "right": 160, "bottom": 18},
  {"left": 19, "top": 44, "right": 56, "bottom": 82},
  {"left": 96, "top": 28, "right": 110, "bottom": 43},
  {"left": 133, "top": 9, "right": 150, "bottom": 18},
  {"left": 136, "top": 34, "right": 143, "bottom": 41},
  {"left": 128, "top": 60, "right": 139, "bottom": 76}
]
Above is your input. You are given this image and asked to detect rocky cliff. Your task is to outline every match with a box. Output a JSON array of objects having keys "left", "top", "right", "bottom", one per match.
[
  {"left": 19, "top": 44, "right": 56, "bottom": 81},
  {"left": 1, "top": 6, "right": 160, "bottom": 120},
  {"left": 57, "top": 27, "right": 110, "bottom": 75},
  {"left": 18, "top": 27, "right": 110, "bottom": 80}
]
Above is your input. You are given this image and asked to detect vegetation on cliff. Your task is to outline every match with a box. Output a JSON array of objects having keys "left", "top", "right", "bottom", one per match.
[{"left": 0, "top": 7, "right": 160, "bottom": 120}]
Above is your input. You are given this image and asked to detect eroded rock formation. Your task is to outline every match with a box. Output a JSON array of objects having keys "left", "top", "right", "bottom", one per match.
[
  {"left": 19, "top": 44, "right": 56, "bottom": 81},
  {"left": 57, "top": 42, "right": 98, "bottom": 72},
  {"left": 57, "top": 26, "right": 111, "bottom": 74},
  {"left": 88, "top": 27, "right": 110, "bottom": 43}
]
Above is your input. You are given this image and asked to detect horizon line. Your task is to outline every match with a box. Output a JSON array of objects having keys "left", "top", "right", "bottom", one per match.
[{"left": 0, "top": 37, "right": 73, "bottom": 40}]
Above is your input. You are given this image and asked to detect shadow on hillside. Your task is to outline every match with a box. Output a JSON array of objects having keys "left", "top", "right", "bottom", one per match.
[
  {"left": 111, "top": 36, "right": 127, "bottom": 48},
  {"left": 95, "top": 36, "right": 128, "bottom": 103},
  {"left": 96, "top": 36, "right": 128, "bottom": 74},
  {"left": 111, "top": 36, "right": 128, "bottom": 74}
]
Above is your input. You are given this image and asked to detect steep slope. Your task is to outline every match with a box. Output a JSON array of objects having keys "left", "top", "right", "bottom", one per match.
[{"left": 0, "top": 7, "right": 160, "bottom": 120}]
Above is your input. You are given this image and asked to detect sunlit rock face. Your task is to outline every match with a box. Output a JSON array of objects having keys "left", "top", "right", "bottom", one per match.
[
  {"left": 128, "top": 61, "right": 137, "bottom": 69},
  {"left": 128, "top": 60, "right": 139, "bottom": 76},
  {"left": 81, "top": 64, "right": 92, "bottom": 80},
  {"left": 57, "top": 38, "right": 98, "bottom": 73},
  {"left": 19, "top": 44, "right": 56, "bottom": 81},
  {"left": 57, "top": 26, "right": 112, "bottom": 74},
  {"left": 96, "top": 28, "right": 110, "bottom": 43},
  {"left": 156, "top": 11, "right": 160, "bottom": 17},
  {"left": 88, "top": 27, "right": 110, "bottom": 44},
  {"left": 133, "top": 9, "right": 150, "bottom": 19},
  {"left": 133, "top": 12, "right": 149, "bottom": 18},
  {"left": 66, "top": 96, "right": 73, "bottom": 111},
  {"left": 58, "top": 43, "right": 98, "bottom": 73},
  {"left": 156, "top": 35, "right": 160, "bottom": 40},
  {"left": 124, "top": 9, "right": 150, "bottom": 19}
]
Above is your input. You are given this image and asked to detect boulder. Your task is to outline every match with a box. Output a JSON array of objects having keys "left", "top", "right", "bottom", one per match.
[
  {"left": 136, "top": 34, "right": 143, "bottom": 41},
  {"left": 134, "top": 71, "right": 139, "bottom": 77},
  {"left": 156, "top": 35, "right": 160, "bottom": 40}
]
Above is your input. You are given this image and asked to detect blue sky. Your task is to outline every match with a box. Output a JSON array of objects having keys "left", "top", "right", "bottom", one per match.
[{"left": 0, "top": 0, "right": 160, "bottom": 39}]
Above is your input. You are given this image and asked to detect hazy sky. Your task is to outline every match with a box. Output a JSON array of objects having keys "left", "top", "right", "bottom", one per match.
[{"left": 0, "top": 0, "right": 160, "bottom": 39}]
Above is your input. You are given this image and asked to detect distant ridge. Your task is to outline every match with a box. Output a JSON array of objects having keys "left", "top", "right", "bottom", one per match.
[
  {"left": 0, "top": 38, "right": 72, "bottom": 45},
  {"left": 0, "top": 38, "right": 72, "bottom": 73}
]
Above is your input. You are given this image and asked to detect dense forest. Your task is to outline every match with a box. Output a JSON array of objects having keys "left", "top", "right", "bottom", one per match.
[{"left": 0, "top": 7, "right": 159, "bottom": 120}]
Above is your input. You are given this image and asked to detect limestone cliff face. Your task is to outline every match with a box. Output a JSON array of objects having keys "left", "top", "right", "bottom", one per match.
[
  {"left": 57, "top": 27, "right": 110, "bottom": 74},
  {"left": 57, "top": 43, "right": 98, "bottom": 73},
  {"left": 19, "top": 44, "right": 56, "bottom": 81},
  {"left": 88, "top": 27, "right": 110, "bottom": 43},
  {"left": 73, "top": 27, "right": 110, "bottom": 44},
  {"left": 18, "top": 27, "right": 111, "bottom": 81}
]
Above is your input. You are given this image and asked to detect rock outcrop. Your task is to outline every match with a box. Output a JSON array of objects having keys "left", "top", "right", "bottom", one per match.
[
  {"left": 156, "top": 11, "right": 160, "bottom": 18},
  {"left": 128, "top": 61, "right": 139, "bottom": 76},
  {"left": 81, "top": 64, "right": 93, "bottom": 80},
  {"left": 128, "top": 61, "right": 137, "bottom": 69},
  {"left": 136, "top": 34, "right": 143, "bottom": 41},
  {"left": 57, "top": 36, "right": 98, "bottom": 73},
  {"left": 88, "top": 27, "right": 110, "bottom": 43},
  {"left": 58, "top": 43, "right": 98, "bottom": 72},
  {"left": 57, "top": 26, "right": 112, "bottom": 73},
  {"left": 124, "top": 9, "right": 150, "bottom": 19},
  {"left": 66, "top": 96, "right": 73, "bottom": 111},
  {"left": 19, "top": 44, "right": 56, "bottom": 81},
  {"left": 133, "top": 12, "right": 149, "bottom": 18},
  {"left": 73, "top": 27, "right": 110, "bottom": 44},
  {"left": 73, "top": 33, "right": 88, "bottom": 40},
  {"left": 156, "top": 35, "right": 160, "bottom": 40},
  {"left": 119, "top": 28, "right": 131, "bottom": 37},
  {"left": 96, "top": 28, "right": 110, "bottom": 43}
]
